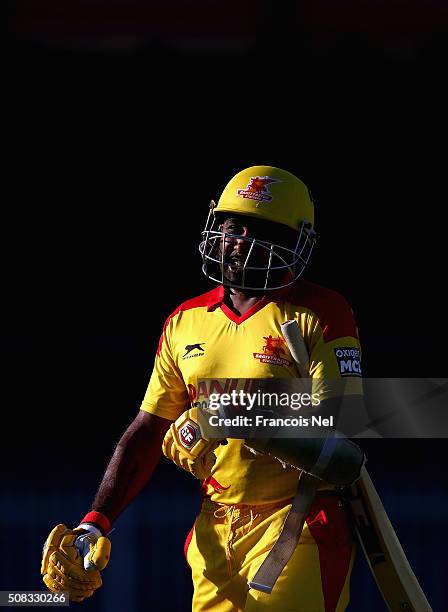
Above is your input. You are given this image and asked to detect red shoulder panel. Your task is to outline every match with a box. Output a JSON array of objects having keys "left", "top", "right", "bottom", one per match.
[
  {"left": 156, "top": 286, "right": 223, "bottom": 355},
  {"left": 286, "top": 279, "right": 358, "bottom": 343},
  {"left": 178, "top": 285, "right": 224, "bottom": 312}
]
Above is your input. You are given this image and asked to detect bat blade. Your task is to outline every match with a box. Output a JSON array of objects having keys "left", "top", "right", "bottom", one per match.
[
  {"left": 280, "top": 319, "right": 433, "bottom": 612},
  {"left": 347, "top": 467, "right": 432, "bottom": 612}
]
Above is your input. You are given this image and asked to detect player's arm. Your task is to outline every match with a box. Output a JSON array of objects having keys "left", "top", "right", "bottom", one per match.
[
  {"left": 41, "top": 304, "right": 192, "bottom": 602},
  {"left": 41, "top": 410, "right": 171, "bottom": 602},
  {"left": 90, "top": 410, "right": 170, "bottom": 522},
  {"left": 245, "top": 421, "right": 364, "bottom": 486}
]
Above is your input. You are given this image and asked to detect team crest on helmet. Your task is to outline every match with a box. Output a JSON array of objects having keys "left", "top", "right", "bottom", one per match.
[
  {"left": 253, "top": 335, "right": 292, "bottom": 368},
  {"left": 237, "top": 176, "right": 280, "bottom": 203}
]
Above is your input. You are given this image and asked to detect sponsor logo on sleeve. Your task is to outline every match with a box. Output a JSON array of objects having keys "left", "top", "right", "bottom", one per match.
[{"left": 334, "top": 347, "right": 362, "bottom": 377}]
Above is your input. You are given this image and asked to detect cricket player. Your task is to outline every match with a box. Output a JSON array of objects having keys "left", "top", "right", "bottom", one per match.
[{"left": 41, "top": 166, "right": 364, "bottom": 611}]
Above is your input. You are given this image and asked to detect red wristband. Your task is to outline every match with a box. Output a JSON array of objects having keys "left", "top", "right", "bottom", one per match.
[{"left": 80, "top": 511, "right": 111, "bottom": 535}]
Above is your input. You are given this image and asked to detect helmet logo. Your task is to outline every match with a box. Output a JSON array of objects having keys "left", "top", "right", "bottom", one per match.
[{"left": 237, "top": 176, "right": 280, "bottom": 203}]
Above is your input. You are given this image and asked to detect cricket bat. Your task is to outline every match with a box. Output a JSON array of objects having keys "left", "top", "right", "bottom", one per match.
[{"left": 280, "top": 320, "right": 433, "bottom": 612}]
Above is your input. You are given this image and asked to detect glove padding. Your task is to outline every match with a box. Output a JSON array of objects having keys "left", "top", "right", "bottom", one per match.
[
  {"left": 163, "top": 407, "right": 221, "bottom": 480},
  {"left": 41, "top": 524, "right": 111, "bottom": 602}
]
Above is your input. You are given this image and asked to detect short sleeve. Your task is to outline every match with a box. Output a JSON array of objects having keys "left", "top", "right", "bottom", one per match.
[
  {"left": 140, "top": 315, "right": 190, "bottom": 421},
  {"left": 307, "top": 293, "right": 363, "bottom": 401}
]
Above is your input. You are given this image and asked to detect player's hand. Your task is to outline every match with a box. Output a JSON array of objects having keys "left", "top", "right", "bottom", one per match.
[
  {"left": 162, "top": 407, "right": 222, "bottom": 480},
  {"left": 41, "top": 524, "right": 111, "bottom": 602}
]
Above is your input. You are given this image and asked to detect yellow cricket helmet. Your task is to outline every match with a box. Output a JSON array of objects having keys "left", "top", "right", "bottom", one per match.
[
  {"left": 199, "top": 165, "right": 317, "bottom": 291},
  {"left": 214, "top": 165, "right": 314, "bottom": 230}
]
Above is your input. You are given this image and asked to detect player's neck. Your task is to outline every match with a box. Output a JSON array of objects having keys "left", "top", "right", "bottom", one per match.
[{"left": 224, "top": 288, "right": 265, "bottom": 316}]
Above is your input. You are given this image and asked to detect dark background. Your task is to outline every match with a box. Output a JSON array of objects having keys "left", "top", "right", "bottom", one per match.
[{"left": 3, "top": 1, "right": 447, "bottom": 610}]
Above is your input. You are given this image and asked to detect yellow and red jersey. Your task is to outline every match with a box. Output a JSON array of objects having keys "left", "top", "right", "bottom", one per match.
[{"left": 141, "top": 279, "right": 362, "bottom": 505}]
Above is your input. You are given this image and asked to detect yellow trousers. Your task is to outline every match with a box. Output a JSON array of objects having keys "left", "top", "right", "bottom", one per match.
[{"left": 185, "top": 494, "right": 355, "bottom": 612}]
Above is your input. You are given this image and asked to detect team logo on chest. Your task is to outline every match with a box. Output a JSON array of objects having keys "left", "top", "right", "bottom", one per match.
[{"left": 253, "top": 335, "right": 292, "bottom": 368}]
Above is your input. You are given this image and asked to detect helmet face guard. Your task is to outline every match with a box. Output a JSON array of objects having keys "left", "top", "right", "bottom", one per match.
[{"left": 199, "top": 204, "right": 317, "bottom": 291}]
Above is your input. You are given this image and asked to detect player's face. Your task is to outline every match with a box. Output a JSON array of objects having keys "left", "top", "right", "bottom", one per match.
[{"left": 218, "top": 215, "right": 297, "bottom": 287}]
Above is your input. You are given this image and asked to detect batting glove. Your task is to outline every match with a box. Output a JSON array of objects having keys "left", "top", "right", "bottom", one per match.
[
  {"left": 41, "top": 523, "right": 111, "bottom": 602},
  {"left": 162, "top": 407, "right": 222, "bottom": 480}
]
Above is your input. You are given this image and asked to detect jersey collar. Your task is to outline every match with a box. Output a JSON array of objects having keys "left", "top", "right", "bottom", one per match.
[{"left": 206, "top": 284, "right": 291, "bottom": 323}]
